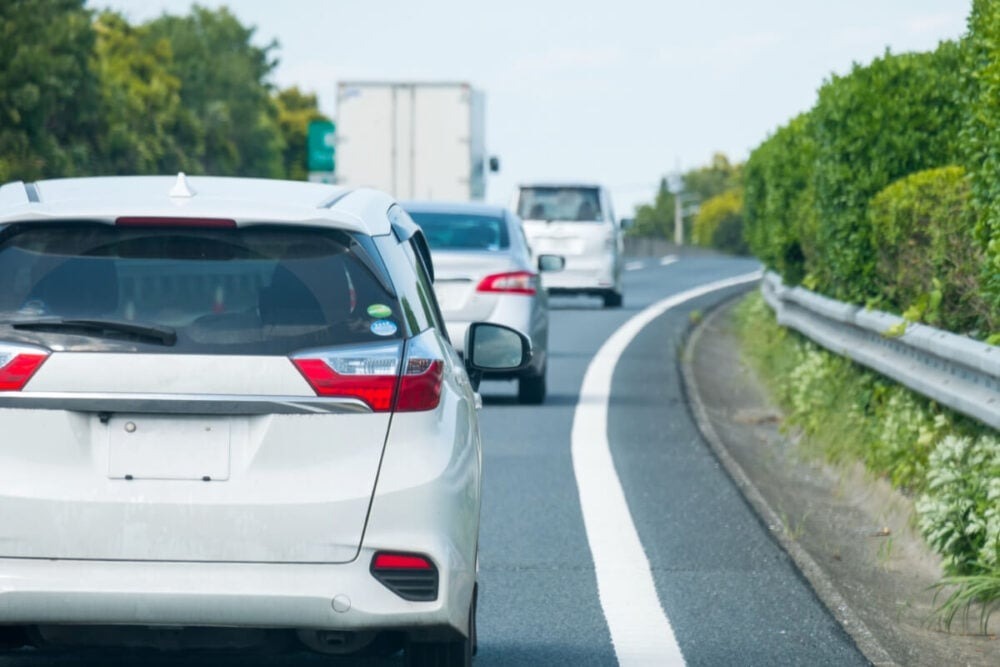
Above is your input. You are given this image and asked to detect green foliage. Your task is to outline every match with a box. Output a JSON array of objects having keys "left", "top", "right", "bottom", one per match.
[
  {"left": 917, "top": 434, "right": 1000, "bottom": 576},
  {"left": 692, "top": 189, "right": 747, "bottom": 254},
  {"left": 743, "top": 113, "right": 817, "bottom": 285},
  {"left": 0, "top": 0, "right": 101, "bottom": 181},
  {"left": 737, "top": 292, "right": 1000, "bottom": 615},
  {"left": 682, "top": 152, "right": 741, "bottom": 202},
  {"left": 811, "top": 42, "right": 964, "bottom": 303},
  {"left": 962, "top": 0, "right": 1000, "bottom": 320},
  {"left": 143, "top": 6, "right": 284, "bottom": 178},
  {"left": 90, "top": 11, "right": 187, "bottom": 174},
  {"left": 868, "top": 166, "right": 996, "bottom": 335},
  {"left": 630, "top": 177, "right": 674, "bottom": 238},
  {"left": 274, "top": 87, "right": 328, "bottom": 181}
]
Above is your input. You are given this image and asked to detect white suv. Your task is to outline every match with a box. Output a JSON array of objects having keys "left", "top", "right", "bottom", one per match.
[
  {"left": 0, "top": 174, "right": 529, "bottom": 665},
  {"left": 513, "top": 182, "right": 624, "bottom": 307}
]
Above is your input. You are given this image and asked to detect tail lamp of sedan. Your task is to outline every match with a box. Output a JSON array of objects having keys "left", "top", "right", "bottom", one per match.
[{"left": 475, "top": 270, "right": 538, "bottom": 296}]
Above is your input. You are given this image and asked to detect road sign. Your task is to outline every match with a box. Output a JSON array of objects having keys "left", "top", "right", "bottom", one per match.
[{"left": 307, "top": 120, "right": 335, "bottom": 173}]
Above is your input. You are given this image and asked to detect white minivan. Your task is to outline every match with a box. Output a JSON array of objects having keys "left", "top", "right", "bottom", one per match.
[{"left": 512, "top": 183, "right": 624, "bottom": 307}]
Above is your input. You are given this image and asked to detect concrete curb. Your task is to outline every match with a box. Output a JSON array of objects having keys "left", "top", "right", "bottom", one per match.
[{"left": 680, "top": 297, "right": 899, "bottom": 667}]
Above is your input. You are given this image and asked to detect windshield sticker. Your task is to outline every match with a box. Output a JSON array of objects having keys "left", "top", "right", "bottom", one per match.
[
  {"left": 370, "top": 319, "right": 398, "bottom": 337},
  {"left": 366, "top": 303, "right": 393, "bottom": 319}
]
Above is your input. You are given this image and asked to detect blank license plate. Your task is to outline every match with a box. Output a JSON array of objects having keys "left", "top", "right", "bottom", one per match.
[{"left": 107, "top": 415, "right": 231, "bottom": 481}]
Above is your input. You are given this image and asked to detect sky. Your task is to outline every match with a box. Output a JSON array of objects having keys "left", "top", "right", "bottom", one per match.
[{"left": 89, "top": 0, "right": 969, "bottom": 216}]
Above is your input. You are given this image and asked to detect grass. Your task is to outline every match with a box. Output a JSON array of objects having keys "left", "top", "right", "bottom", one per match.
[{"left": 931, "top": 575, "right": 1000, "bottom": 634}]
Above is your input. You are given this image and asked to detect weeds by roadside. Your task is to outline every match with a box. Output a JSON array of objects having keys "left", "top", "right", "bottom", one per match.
[{"left": 735, "top": 291, "right": 1000, "bottom": 632}]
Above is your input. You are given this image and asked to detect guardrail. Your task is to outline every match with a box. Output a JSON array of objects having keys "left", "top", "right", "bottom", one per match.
[{"left": 761, "top": 271, "right": 1000, "bottom": 430}]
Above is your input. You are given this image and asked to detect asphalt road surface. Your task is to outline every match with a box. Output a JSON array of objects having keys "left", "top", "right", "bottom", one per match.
[{"left": 1, "top": 254, "right": 869, "bottom": 666}]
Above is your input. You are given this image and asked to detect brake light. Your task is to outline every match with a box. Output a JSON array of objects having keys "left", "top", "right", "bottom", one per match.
[
  {"left": 116, "top": 216, "right": 237, "bottom": 228},
  {"left": 0, "top": 347, "right": 49, "bottom": 391},
  {"left": 292, "top": 341, "right": 402, "bottom": 412},
  {"left": 476, "top": 270, "right": 537, "bottom": 295},
  {"left": 396, "top": 332, "right": 444, "bottom": 412},
  {"left": 291, "top": 331, "right": 444, "bottom": 413}
]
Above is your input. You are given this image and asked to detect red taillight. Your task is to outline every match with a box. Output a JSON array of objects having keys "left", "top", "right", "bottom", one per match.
[
  {"left": 0, "top": 352, "right": 49, "bottom": 391},
  {"left": 396, "top": 359, "right": 444, "bottom": 412},
  {"left": 292, "top": 332, "right": 444, "bottom": 413},
  {"left": 372, "top": 553, "right": 434, "bottom": 570},
  {"left": 116, "top": 216, "right": 237, "bottom": 228},
  {"left": 292, "top": 358, "right": 398, "bottom": 411},
  {"left": 476, "top": 271, "right": 537, "bottom": 295}
]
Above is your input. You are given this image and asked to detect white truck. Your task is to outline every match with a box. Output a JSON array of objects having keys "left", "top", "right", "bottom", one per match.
[{"left": 335, "top": 81, "right": 495, "bottom": 201}]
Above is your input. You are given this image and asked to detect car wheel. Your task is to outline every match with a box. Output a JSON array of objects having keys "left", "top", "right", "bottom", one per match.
[
  {"left": 405, "top": 601, "right": 473, "bottom": 667},
  {"left": 602, "top": 290, "right": 623, "bottom": 308},
  {"left": 517, "top": 366, "right": 547, "bottom": 405}
]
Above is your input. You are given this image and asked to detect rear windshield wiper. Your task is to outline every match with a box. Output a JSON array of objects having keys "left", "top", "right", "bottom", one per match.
[{"left": 7, "top": 317, "right": 177, "bottom": 346}]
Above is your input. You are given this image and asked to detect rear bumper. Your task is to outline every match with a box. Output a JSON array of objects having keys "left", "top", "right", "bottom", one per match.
[
  {"left": 541, "top": 255, "right": 618, "bottom": 292},
  {"left": 0, "top": 551, "right": 463, "bottom": 639}
]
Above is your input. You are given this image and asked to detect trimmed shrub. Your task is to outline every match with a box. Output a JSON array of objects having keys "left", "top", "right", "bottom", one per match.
[
  {"left": 692, "top": 189, "right": 747, "bottom": 254},
  {"left": 810, "top": 42, "right": 964, "bottom": 303},
  {"left": 868, "top": 166, "right": 995, "bottom": 335},
  {"left": 743, "top": 113, "right": 818, "bottom": 285},
  {"left": 962, "top": 0, "right": 1000, "bottom": 321}
]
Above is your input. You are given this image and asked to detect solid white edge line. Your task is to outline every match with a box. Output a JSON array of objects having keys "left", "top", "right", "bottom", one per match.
[
  {"left": 571, "top": 270, "right": 762, "bottom": 666},
  {"left": 659, "top": 255, "right": 679, "bottom": 266}
]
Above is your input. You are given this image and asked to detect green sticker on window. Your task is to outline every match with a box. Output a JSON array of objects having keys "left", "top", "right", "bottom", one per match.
[{"left": 367, "top": 303, "right": 392, "bottom": 319}]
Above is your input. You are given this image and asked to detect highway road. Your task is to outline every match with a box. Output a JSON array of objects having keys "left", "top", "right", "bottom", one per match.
[{"left": 0, "top": 253, "right": 868, "bottom": 666}]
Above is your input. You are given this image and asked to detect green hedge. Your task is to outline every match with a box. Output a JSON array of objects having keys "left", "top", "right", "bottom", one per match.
[
  {"left": 869, "top": 166, "right": 994, "bottom": 335},
  {"left": 810, "top": 42, "right": 964, "bottom": 303},
  {"left": 692, "top": 189, "right": 747, "bottom": 254},
  {"left": 963, "top": 0, "right": 1000, "bottom": 320}
]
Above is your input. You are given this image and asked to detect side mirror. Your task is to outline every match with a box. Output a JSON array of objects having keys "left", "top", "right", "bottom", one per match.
[
  {"left": 619, "top": 217, "right": 635, "bottom": 230},
  {"left": 537, "top": 254, "right": 565, "bottom": 273},
  {"left": 464, "top": 323, "right": 532, "bottom": 389},
  {"left": 488, "top": 156, "right": 500, "bottom": 173}
]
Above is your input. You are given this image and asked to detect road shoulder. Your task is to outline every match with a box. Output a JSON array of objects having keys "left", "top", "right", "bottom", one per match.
[{"left": 682, "top": 295, "right": 999, "bottom": 667}]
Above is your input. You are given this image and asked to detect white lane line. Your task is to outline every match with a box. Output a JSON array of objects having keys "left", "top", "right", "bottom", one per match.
[
  {"left": 572, "top": 270, "right": 762, "bottom": 666},
  {"left": 659, "top": 255, "right": 679, "bottom": 266},
  {"left": 625, "top": 260, "right": 645, "bottom": 271}
]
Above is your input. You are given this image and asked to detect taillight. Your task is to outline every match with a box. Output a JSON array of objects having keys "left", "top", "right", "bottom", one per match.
[
  {"left": 0, "top": 345, "right": 50, "bottom": 391},
  {"left": 476, "top": 271, "right": 537, "bottom": 295},
  {"left": 293, "top": 341, "right": 402, "bottom": 412},
  {"left": 371, "top": 551, "right": 439, "bottom": 601},
  {"left": 291, "top": 331, "right": 444, "bottom": 413},
  {"left": 116, "top": 216, "right": 237, "bottom": 228}
]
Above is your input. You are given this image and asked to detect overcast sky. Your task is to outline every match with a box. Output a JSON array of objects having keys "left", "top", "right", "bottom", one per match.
[{"left": 90, "top": 0, "right": 969, "bottom": 215}]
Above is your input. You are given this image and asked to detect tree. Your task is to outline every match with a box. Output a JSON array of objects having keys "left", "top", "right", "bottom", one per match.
[
  {"left": 143, "top": 6, "right": 284, "bottom": 177},
  {"left": 90, "top": 11, "right": 187, "bottom": 174},
  {"left": 0, "top": 0, "right": 101, "bottom": 181},
  {"left": 631, "top": 177, "right": 674, "bottom": 238},
  {"left": 274, "top": 87, "right": 328, "bottom": 181}
]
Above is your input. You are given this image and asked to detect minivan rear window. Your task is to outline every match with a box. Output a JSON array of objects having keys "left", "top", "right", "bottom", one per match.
[
  {"left": 516, "top": 187, "right": 603, "bottom": 222},
  {"left": 0, "top": 224, "right": 402, "bottom": 354},
  {"left": 408, "top": 212, "right": 510, "bottom": 251}
]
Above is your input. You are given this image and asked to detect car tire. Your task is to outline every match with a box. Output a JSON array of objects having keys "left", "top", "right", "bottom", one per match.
[
  {"left": 603, "top": 290, "right": 623, "bottom": 308},
  {"left": 517, "top": 366, "right": 547, "bottom": 405},
  {"left": 405, "top": 600, "right": 474, "bottom": 667}
]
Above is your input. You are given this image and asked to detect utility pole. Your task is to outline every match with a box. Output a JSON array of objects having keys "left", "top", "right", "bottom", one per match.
[{"left": 669, "top": 169, "right": 684, "bottom": 246}]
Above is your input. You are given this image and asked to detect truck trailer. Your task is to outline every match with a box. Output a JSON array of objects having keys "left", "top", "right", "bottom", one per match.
[{"left": 335, "top": 81, "right": 494, "bottom": 201}]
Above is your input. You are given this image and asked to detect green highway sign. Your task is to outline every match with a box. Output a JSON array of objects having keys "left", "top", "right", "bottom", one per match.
[{"left": 307, "top": 120, "right": 335, "bottom": 173}]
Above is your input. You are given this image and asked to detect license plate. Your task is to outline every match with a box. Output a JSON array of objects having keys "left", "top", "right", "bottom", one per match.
[
  {"left": 534, "top": 238, "right": 584, "bottom": 255},
  {"left": 107, "top": 415, "right": 231, "bottom": 481}
]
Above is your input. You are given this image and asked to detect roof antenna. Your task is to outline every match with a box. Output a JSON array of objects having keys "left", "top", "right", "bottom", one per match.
[{"left": 170, "top": 172, "right": 196, "bottom": 198}]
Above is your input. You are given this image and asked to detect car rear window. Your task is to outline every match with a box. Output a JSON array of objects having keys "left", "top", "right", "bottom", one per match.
[
  {"left": 408, "top": 212, "right": 510, "bottom": 251},
  {"left": 0, "top": 224, "right": 403, "bottom": 354},
  {"left": 516, "top": 187, "right": 603, "bottom": 222}
]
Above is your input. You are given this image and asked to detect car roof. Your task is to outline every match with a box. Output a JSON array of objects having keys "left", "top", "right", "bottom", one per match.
[
  {"left": 516, "top": 182, "right": 604, "bottom": 190},
  {"left": 401, "top": 200, "right": 509, "bottom": 219},
  {"left": 0, "top": 174, "right": 395, "bottom": 236}
]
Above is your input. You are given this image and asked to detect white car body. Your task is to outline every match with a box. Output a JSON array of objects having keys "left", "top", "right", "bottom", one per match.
[
  {"left": 0, "top": 175, "right": 528, "bottom": 662},
  {"left": 511, "top": 182, "right": 624, "bottom": 307}
]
